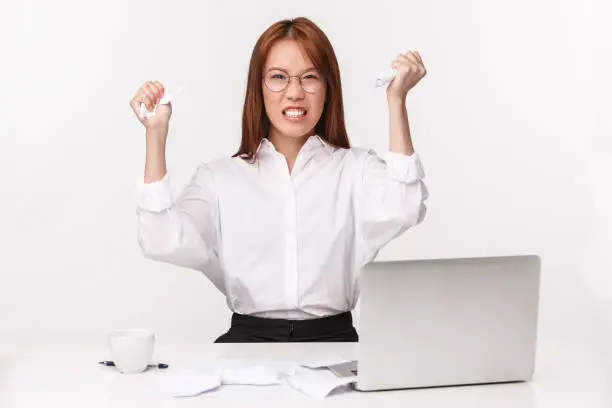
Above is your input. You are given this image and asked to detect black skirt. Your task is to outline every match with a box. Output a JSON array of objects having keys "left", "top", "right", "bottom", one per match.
[{"left": 214, "top": 311, "right": 358, "bottom": 343}]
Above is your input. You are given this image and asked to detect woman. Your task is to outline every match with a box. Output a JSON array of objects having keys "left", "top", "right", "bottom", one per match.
[{"left": 129, "top": 17, "right": 428, "bottom": 343}]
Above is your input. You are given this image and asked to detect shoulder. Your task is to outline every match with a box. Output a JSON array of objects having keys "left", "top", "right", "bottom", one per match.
[
  {"left": 193, "top": 154, "right": 258, "bottom": 181},
  {"left": 346, "top": 146, "right": 376, "bottom": 159},
  {"left": 201, "top": 155, "right": 242, "bottom": 171},
  {"left": 315, "top": 134, "right": 371, "bottom": 159},
  {"left": 330, "top": 145, "right": 377, "bottom": 166}
]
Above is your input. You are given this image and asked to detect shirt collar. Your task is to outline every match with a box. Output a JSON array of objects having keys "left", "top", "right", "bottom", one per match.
[{"left": 257, "top": 134, "right": 334, "bottom": 157}]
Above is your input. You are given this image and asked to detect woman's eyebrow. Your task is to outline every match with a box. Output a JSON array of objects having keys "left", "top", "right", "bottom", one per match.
[{"left": 266, "top": 66, "right": 318, "bottom": 74}]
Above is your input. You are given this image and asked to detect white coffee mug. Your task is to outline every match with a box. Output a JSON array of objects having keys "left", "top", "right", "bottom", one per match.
[{"left": 108, "top": 328, "right": 155, "bottom": 374}]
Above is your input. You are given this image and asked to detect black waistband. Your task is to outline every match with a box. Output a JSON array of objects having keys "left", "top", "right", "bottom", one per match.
[{"left": 230, "top": 311, "right": 354, "bottom": 338}]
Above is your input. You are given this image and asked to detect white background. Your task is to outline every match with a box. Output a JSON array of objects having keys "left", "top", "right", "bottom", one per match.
[{"left": 1, "top": 0, "right": 609, "bottom": 355}]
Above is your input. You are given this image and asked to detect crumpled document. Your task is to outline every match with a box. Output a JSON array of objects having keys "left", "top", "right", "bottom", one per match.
[
  {"left": 159, "top": 368, "right": 222, "bottom": 398},
  {"left": 375, "top": 68, "right": 397, "bottom": 87},
  {"left": 158, "top": 356, "right": 357, "bottom": 398}
]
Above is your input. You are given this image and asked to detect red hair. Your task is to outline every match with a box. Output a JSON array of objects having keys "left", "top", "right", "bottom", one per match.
[{"left": 234, "top": 17, "right": 350, "bottom": 160}]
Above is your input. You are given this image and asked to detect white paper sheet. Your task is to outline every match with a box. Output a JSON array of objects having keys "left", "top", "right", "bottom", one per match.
[
  {"left": 221, "top": 366, "right": 287, "bottom": 386},
  {"left": 285, "top": 366, "right": 356, "bottom": 398},
  {"left": 158, "top": 368, "right": 222, "bottom": 397},
  {"left": 158, "top": 357, "right": 356, "bottom": 398},
  {"left": 375, "top": 68, "right": 397, "bottom": 87}
]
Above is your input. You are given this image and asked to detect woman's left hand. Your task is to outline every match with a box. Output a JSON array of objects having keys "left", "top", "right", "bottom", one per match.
[{"left": 386, "top": 51, "right": 427, "bottom": 102}]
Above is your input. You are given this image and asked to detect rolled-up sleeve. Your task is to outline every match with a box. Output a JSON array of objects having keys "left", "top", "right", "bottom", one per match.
[
  {"left": 136, "top": 163, "right": 222, "bottom": 289},
  {"left": 357, "top": 149, "right": 429, "bottom": 265}
]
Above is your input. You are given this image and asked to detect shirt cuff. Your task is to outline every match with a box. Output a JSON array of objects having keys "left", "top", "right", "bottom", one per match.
[
  {"left": 384, "top": 151, "right": 425, "bottom": 182},
  {"left": 137, "top": 173, "right": 174, "bottom": 212}
]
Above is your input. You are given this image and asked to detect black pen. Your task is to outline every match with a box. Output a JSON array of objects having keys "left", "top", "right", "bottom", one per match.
[{"left": 98, "top": 361, "right": 169, "bottom": 369}]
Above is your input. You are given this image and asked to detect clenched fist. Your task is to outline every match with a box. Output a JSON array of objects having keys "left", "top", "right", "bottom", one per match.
[
  {"left": 130, "top": 81, "right": 172, "bottom": 131},
  {"left": 386, "top": 51, "right": 427, "bottom": 102}
]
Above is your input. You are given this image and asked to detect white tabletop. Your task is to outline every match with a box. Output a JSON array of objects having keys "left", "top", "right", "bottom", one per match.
[{"left": 0, "top": 341, "right": 610, "bottom": 408}]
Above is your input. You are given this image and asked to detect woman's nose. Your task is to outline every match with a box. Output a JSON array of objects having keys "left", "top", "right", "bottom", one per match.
[{"left": 285, "top": 77, "right": 305, "bottom": 100}]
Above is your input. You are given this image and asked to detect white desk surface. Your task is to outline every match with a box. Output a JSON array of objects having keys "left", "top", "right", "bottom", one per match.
[{"left": 0, "top": 341, "right": 610, "bottom": 408}]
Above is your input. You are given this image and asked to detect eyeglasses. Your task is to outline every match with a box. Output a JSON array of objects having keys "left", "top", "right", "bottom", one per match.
[{"left": 263, "top": 69, "right": 324, "bottom": 94}]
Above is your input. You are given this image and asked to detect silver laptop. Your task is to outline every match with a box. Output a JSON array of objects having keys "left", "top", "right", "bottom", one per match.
[{"left": 329, "top": 255, "right": 541, "bottom": 391}]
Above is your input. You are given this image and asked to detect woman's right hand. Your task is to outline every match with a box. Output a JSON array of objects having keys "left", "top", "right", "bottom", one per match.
[{"left": 130, "top": 81, "right": 172, "bottom": 133}]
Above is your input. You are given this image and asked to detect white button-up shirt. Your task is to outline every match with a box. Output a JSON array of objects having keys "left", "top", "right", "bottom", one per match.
[{"left": 136, "top": 135, "right": 428, "bottom": 319}]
